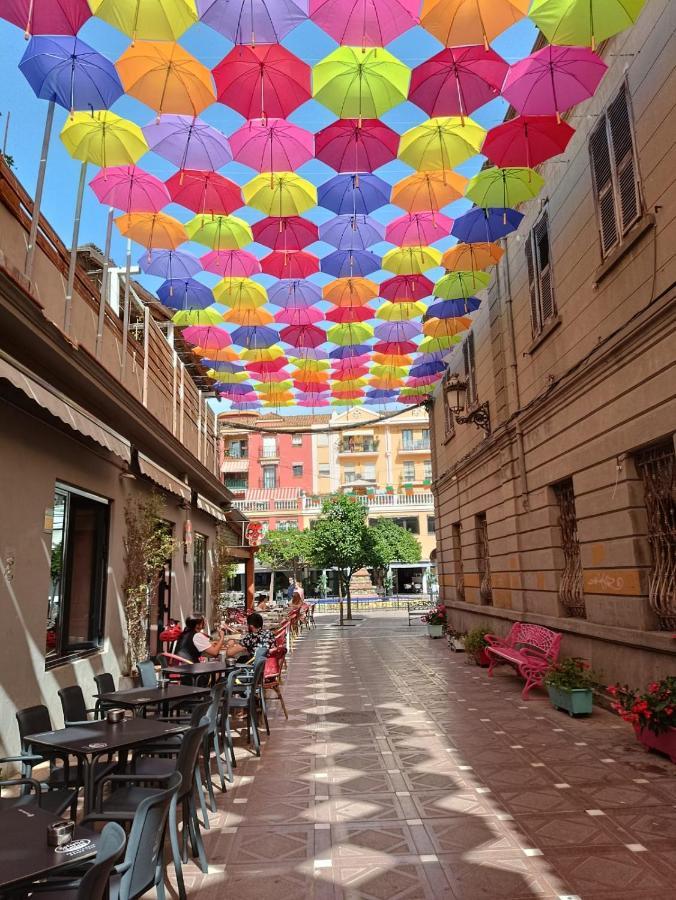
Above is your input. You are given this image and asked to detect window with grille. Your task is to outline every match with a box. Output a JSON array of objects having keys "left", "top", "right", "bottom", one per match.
[
  {"left": 192, "top": 533, "right": 207, "bottom": 615},
  {"left": 403, "top": 461, "right": 415, "bottom": 481},
  {"left": 262, "top": 466, "right": 277, "bottom": 489},
  {"left": 292, "top": 464, "right": 303, "bottom": 477},
  {"left": 554, "top": 479, "right": 585, "bottom": 618},
  {"left": 589, "top": 83, "right": 642, "bottom": 257},
  {"left": 476, "top": 513, "right": 492, "bottom": 605},
  {"left": 635, "top": 442, "right": 676, "bottom": 630},
  {"left": 451, "top": 523, "right": 465, "bottom": 601},
  {"left": 443, "top": 374, "right": 455, "bottom": 438},
  {"left": 463, "top": 332, "right": 477, "bottom": 407},
  {"left": 525, "top": 210, "right": 556, "bottom": 337},
  {"left": 424, "top": 461, "right": 432, "bottom": 480},
  {"left": 292, "top": 434, "right": 303, "bottom": 445}
]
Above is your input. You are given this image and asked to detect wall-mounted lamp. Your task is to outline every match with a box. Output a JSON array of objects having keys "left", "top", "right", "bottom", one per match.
[{"left": 445, "top": 373, "right": 491, "bottom": 434}]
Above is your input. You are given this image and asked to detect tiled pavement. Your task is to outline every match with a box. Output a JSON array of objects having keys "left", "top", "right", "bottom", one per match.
[{"left": 174, "top": 613, "right": 676, "bottom": 899}]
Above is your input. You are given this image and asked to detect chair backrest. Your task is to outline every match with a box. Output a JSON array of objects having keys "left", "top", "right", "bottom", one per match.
[
  {"left": 513, "top": 623, "right": 561, "bottom": 659},
  {"left": 58, "top": 685, "right": 88, "bottom": 725},
  {"left": 77, "top": 821, "right": 126, "bottom": 900},
  {"left": 94, "top": 673, "right": 116, "bottom": 696},
  {"left": 137, "top": 659, "right": 158, "bottom": 688},
  {"left": 175, "top": 720, "right": 210, "bottom": 801},
  {"left": 16, "top": 705, "right": 52, "bottom": 748},
  {"left": 264, "top": 647, "right": 286, "bottom": 679},
  {"left": 118, "top": 771, "right": 182, "bottom": 900},
  {"left": 205, "top": 681, "right": 227, "bottom": 733},
  {"left": 189, "top": 700, "right": 211, "bottom": 727}
]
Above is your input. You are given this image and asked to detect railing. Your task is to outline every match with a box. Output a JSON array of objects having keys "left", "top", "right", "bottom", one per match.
[
  {"left": 303, "top": 492, "right": 434, "bottom": 510},
  {"left": 274, "top": 499, "right": 298, "bottom": 510},
  {"left": 224, "top": 449, "right": 248, "bottom": 459},
  {"left": 338, "top": 440, "right": 380, "bottom": 453},
  {"left": 224, "top": 479, "right": 248, "bottom": 491},
  {"left": 260, "top": 447, "right": 279, "bottom": 458},
  {"left": 401, "top": 439, "right": 431, "bottom": 451}
]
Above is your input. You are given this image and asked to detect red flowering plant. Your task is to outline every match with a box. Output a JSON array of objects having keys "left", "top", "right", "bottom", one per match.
[
  {"left": 608, "top": 676, "right": 676, "bottom": 735},
  {"left": 421, "top": 603, "right": 446, "bottom": 626}
]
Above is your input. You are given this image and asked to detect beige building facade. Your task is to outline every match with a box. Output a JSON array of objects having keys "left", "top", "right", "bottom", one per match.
[{"left": 429, "top": 0, "right": 676, "bottom": 687}]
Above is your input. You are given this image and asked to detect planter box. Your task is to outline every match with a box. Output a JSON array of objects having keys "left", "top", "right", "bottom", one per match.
[
  {"left": 427, "top": 624, "right": 444, "bottom": 638},
  {"left": 634, "top": 725, "right": 676, "bottom": 764},
  {"left": 467, "top": 648, "right": 490, "bottom": 667},
  {"left": 547, "top": 685, "right": 593, "bottom": 716},
  {"left": 449, "top": 636, "right": 466, "bottom": 652}
]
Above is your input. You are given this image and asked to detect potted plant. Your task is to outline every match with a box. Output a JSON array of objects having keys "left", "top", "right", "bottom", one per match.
[
  {"left": 447, "top": 629, "right": 467, "bottom": 652},
  {"left": 608, "top": 677, "right": 676, "bottom": 763},
  {"left": 545, "top": 657, "right": 598, "bottom": 716},
  {"left": 386, "top": 485, "right": 394, "bottom": 494},
  {"left": 464, "top": 626, "right": 491, "bottom": 666},
  {"left": 421, "top": 603, "right": 446, "bottom": 638}
]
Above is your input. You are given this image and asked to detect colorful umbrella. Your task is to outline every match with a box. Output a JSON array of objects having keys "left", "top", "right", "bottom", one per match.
[
  {"left": 252, "top": 217, "right": 318, "bottom": 251},
  {"left": 315, "top": 118, "right": 399, "bottom": 173},
  {"left": 201, "top": 249, "right": 261, "bottom": 277},
  {"left": 328, "top": 322, "right": 373, "bottom": 345},
  {"left": 115, "top": 211, "right": 188, "bottom": 249},
  {"left": 441, "top": 242, "right": 503, "bottom": 271},
  {"left": 143, "top": 114, "right": 232, "bottom": 169},
  {"left": 231, "top": 325, "right": 279, "bottom": 348},
  {"left": 392, "top": 169, "right": 467, "bottom": 212},
  {"left": 230, "top": 117, "right": 314, "bottom": 173},
  {"left": 376, "top": 300, "right": 426, "bottom": 320},
  {"left": 423, "top": 316, "right": 471, "bottom": 338},
  {"left": 313, "top": 47, "right": 410, "bottom": 121},
  {"left": 140, "top": 248, "right": 202, "bottom": 278},
  {"left": 323, "top": 277, "right": 378, "bottom": 307},
  {"left": 240, "top": 345, "right": 285, "bottom": 361},
  {"left": 319, "top": 215, "right": 384, "bottom": 250},
  {"left": 385, "top": 211, "right": 453, "bottom": 246},
  {"left": 330, "top": 344, "right": 372, "bottom": 359},
  {"left": 374, "top": 337, "right": 421, "bottom": 355},
  {"left": 243, "top": 173, "right": 317, "bottom": 216},
  {"left": 90, "top": 166, "right": 170, "bottom": 212},
  {"left": 223, "top": 307, "right": 274, "bottom": 326},
  {"left": 411, "top": 358, "right": 446, "bottom": 376},
  {"left": 90, "top": 0, "right": 199, "bottom": 42},
  {"left": 61, "top": 110, "right": 148, "bottom": 166},
  {"left": 418, "top": 334, "right": 458, "bottom": 352},
  {"left": 326, "top": 306, "right": 373, "bottom": 324},
  {"left": 182, "top": 324, "right": 232, "bottom": 347},
  {"left": 196, "top": 345, "right": 239, "bottom": 360},
  {"left": 321, "top": 249, "right": 381, "bottom": 278},
  {"left": 173, "top": 308, "right": 223, "bottom": 325},
  {"left": 374, "top": 321, "right": 420, "bottom": 342},
  {"left": 212, "top": 44, "right": 311, "bottom": 121},
  {"left": 452, "top": 207, "right": 524, "bottom": 243},
  {"left": 482, "top": 115, "right": 575, "bottom": 169},
  {"left": 366, "top": 389, "right": 398, "bottom": 400},
  {"left": 434, "top": 270, "right": 491, "bottom": 299},
  {"left": 280, "top": 324, "right": 326, "bottom": 348},
  {"left": 185, "top": 214, "right": 253, "bottom": 250},
  {"left": 466, "top": 167, "right": 545, "bottom": 211},
  {"left": 427, "top": 297, "right": 481, "bottom": 317},
  {"left": 409, "top": 46, "right": 508, "bottom": 120},
  {"left": 116, "top": 41, "right": 216, "bottom": 117},
  {"left": 382, "top": 246, "right": 442, "bottom": 275},
  {"left": 198, "top": 0, "right": 308, "bottom": 44},
  {"left": 318, "top": 173, "right": 390, "bottom": 215},
  {"left": 373, "top": 352, "right": 412, "bottom": 365},
  {"left": 291, "top": 357, "right": 330, "bottom": 371},
  {"left": 380, "top": 274, "right": 434, "bottom": 302},
  {"left": 213, "top": 278, "right": 268, "bottom": 308},
  {"left": 165, "top": 169, "right": 242, "bottom": 215},
  {"left": 157, "top": 277, "right": 214, "bottom": 309},
  {"left": 420, "top": 0, "right": 529, "bottom": 49},
  {"left": 399, "top": 116, "right": 486, "bottom": 171},
  {"left": 268, "top": 280, "right": 322, "bottom": 308},
  {"left": 247, "top": 357, "right": 289, "bottom": 374},
  {"left": 275, "top": 307, "right": 324, "bottom": 325},
  {"left": 529, "top": 0, "right": 646, "bottom": 50},
  {"left": 261, "top": 250, "right": 319, "bottom": 278},
  {"left": 212, "top": 370, "right": 249, "bottom": 383},
  {"left": 1, "top": 0, "right": 91, "bottom": 37},
  {"left": 309, "top": 0, "right": 418, "bottom": 46}
]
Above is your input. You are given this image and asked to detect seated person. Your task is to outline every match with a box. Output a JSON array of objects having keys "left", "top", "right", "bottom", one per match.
[
  {"left": 224, "top": 612, "right": 274, "bottom": 661},
  {"left": 289, "top": 590, "right": 304, "bottom": 610},
  {"left": 255, "top": 596, "right": 270, "bottom": 612},
  {"left": 174, "top": 614, "right": 226, "bottom": 663}
]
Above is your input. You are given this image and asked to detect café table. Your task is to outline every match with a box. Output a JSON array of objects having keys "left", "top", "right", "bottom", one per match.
[
  {"left": 0, "top": 804, "right": 99, "bottom": 895},
  {"left": 24, "top": 718, "right": 188, "bottom": 815},
  {"left": 97, "top": 684, "right": 209, "bottom": 717},
  {"left": 161, "top": 659, "right": 236, "bottom": 686}
]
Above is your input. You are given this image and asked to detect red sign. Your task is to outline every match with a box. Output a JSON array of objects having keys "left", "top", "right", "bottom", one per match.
[{"left": 245, "top": 522, "right": 264, "bottom": 547}]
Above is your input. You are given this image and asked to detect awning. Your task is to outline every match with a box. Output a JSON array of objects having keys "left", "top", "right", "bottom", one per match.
[
  {"left": 0, "top": 353, "right": 131, "bottom": 463},
  {"left": 246, "top": 488, "right": 301, "bottom": 502},
  {"left": 343, "top": 429, "right": 374, "bottom": 437},
  {"left": 138, "top": 453, "right": 191, "bottom": 503},
  {"left": 197, "top": 494, "right": 228, "bottom": 523},
  {"left": 221, "top": 458, "right": 249, "bottom": 473}
]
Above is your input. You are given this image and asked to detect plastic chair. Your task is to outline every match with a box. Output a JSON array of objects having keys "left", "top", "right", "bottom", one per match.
[
  {"left": 58, "top": 685, "right": 98, "bottom": 725},
  {"left": 93, "top": 673, "right": 116, "bottom": 718},
  {"left": 224, "top": 658, "right": 267, "bottom": 757},
  {"left": 0, "top": 754, "right": 77, "bottom": 817},
  {"left": 264, "top": 648, "right": 289, "bottom": 720},
  {"left": 136, "top": 659, "right": 158, "bottom": 689}
]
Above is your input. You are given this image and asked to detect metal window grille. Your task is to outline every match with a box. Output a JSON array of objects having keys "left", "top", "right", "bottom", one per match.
[
  {"left": 452, "top": 522, "right": 465, "bottom": 601},
  {"left": 554, "top": 479, "right": 585, "bottom": 618},
  {"left": 476, "top": 513, "right": 492, "bottom": 605},
  {"left": 635, "top": 442, "right": 676, "bottom": 630}
]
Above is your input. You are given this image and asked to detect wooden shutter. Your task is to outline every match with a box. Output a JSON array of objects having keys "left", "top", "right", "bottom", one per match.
[
  {"left": 463, "top": 332, "right": 476, "bottom": 406},
  {"left": 534, "top": 213, "right": 555, "bottom": 324},
  {"left": 589, "top": 117, "right": 619, "bottom": 255},
  {"left": 608, "top": 87, "right": 641, "bottom": 234},
  {"left": 524, "top": 235, "right": 541, "bottom": 335}
]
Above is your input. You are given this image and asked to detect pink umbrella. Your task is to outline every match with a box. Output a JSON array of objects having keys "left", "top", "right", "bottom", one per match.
[
  {"left": 181, "top": 325, "right": 232, "bottom": 348},
  {"left": 90, "top": 166, "right": 170, "bottom": 213},
  {"left": 299, "top": 397, "right": 330, "bottom": 407},
  {"left": 201, "top": 249, "right": 262, "bottom": 277},
  {"left": 281, "top": 324, "right": 326, "bottom": 348},
  {"left": 229, "top": 117, "right": 314, "bottom": 173},
  {"left": 332, "top": 365, "right": 369, "bottom": 380},
  {"left": 262, "top": 250, "right": 319, "bottom": 278},
  {"left": 315, "top": 119, "right": 399, "bottom": 173},
  {"left": 503, "top": 45, "right": 607, "bottom": 120},
  {"left": 275, "top": 307, "right": 324, "bottom": 326},
  {"left": 410, "top": 46, "right": 508, "bottom": 119},
  {"left": 252, "top": 216, "right": 318, "bottom": 250},
  {"left": 1, "top": 0, "right": 91, "bottom": 37},
  {"left": 385, "top": 212, "right": 453, "bottom": 247},
  {"left": 246, "top": 358, "right": 288, "bottom": 374},
  {"left": 309, "top": 0, "right": 418, "bottom": 47},
  {"left": 482, "top": 115, "right": 575, "bottom": 169},
  {"left": 165, "top": 170, "right": 243, "bottom": 215}
]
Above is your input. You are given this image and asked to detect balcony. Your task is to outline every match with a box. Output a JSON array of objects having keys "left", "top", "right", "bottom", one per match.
[
  {"left": 302, "top": 491, "right": 434, "bottom": 512},
  {"left": 400, "top": 439, "right": 431, "bottom": 453},
  {"left": 223, "top": 478, "right": 248, "bottom": 493},
  {"left": 338, "top": 438, "right": 380, "bottom": 455},
  {"left": 224, "top": 447, "right": 248, "bottom": 459},
  {"left": 259, "top": 447, "right": 279, "bottom": 460}
]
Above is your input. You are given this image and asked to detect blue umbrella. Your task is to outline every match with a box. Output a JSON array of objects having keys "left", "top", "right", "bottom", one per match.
[
  {"left": 321, "top": 249, "right": 381, "bottom": 278},
  {"left": 139, "top": 249, "right": 202, "bottom": 280},
  {"left": 19, "top": 36, "right": 123, "bottom": 111},
  {"left": 329, "top": 344, "right": 372, "bottom": 359},
  {"left": 268, "top": 280, "right": 322, "bottom": 308},
  {"left": 427, "top": 298, "right": 481, "bottom": 318},
  {"left": 452, "top": 208, "right": 524, "bottom": 243},
  {"left": 215, "top": 382, "right": 255, "bottom": 395},
  {"left": 318, "top": 174, "right": 391, "bottom": 215},
  {"left": 366, "top": 389, "right": 398, "bottom": 399},
  {"left": 319, "top": 214, "right": 385, "bottom": 250},
  {"left": 157, "top": 278, "right": 214, "bottom": 310},
  {"left": 410, "top": 359, "right": 446, "bottom": 377},
  {"left": 229, "top": 401, "right": 261, "bottom": 410},
  {"left": 231, "top": 326, "right": 279, "bottom": 348},
  {"left": 201, "top": 360, "right": 245, "bottom": 373}
]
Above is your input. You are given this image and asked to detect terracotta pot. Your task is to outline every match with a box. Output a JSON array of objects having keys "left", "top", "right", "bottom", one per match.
[{"left": 634, "top": 724, "right": 676, "bottom": 764}]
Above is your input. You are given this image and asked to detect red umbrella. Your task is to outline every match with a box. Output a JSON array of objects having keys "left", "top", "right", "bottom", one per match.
[
  {"left": 326, "top": 306, "right": 373, "bottom": 324},
  {"left": 374, "top": 340, "right": 417, "bottom": 355},
  {"left": 315, "top": 119, "right": 400, "bottom": 173},
  {"left": 332, "top": 366, "right": 370, "bottom": 380},
  {"left": 294, "top": 379, "right": 329, "bottom": 392},
  {"left": 201, "top": 249, "right": 262, "bottom": 277},
  {"left": 1, "top": 0, "right": 91, "bottom": 37},
  {"left": 281, "top": 324, "right": 326, "bottom": 348},
  {"left": 274, "top": 307, "right": 324, "bottom": 326},
  {"left": 213, "top": 44, "right": 311, "bottom": 121},
  {"left": 262, "top": 250, "right": 319, "bottom": 278},
  {"left": 380, "top": 274, "right": 434, "bottom": 301},
  {"left": 252, "top": 216, "right": 318, "bottom": 250},
  {"left": 482, "top": 114, "right": 575, "bottom": 169},
  {"left": 332, "top": 355, "right": 370, "bottom": 371},
  {"left": 246, "top": 358, "right": 288, "bottom": 374},
  {"left": 409, "top": 46, "right": 508, "bottom": 119},
  {"left": 166, "top": 170, "right": 243, "bottom": 215},
  {"left": 385, "top": 212, "right": 453, "bottom": 247}
]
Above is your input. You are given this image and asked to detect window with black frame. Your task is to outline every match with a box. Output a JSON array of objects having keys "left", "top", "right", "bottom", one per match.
[
  {"left": 193, "top": 533, "right": 208, "bottom": 615},
  {"left": 46, "top": 484, "right": 109, "bottom": 665}
]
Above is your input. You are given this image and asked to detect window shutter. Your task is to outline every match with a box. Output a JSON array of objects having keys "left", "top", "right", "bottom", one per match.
[
  {"left": 464, "top": 333, "right": 476, "bottom": 405},
  {"left": 589, "top": 118, "right": 619, "bottom": 255},
  {"left": 534, "top": 214, "right": 555, "bottom": 323},
  {"left": 524, "top": 236, "right": 541, "bottom": 335},
  {"left": 608, "top": 88, "right": 640, "bottom": 234}
]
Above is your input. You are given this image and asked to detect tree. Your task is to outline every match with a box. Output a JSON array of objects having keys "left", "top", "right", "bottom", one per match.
[
  {"left": 257, "top": 528, "right": 311, "bottom": 600},
  {"left": 307, "top": 494, "right": 370, "bottom": 620},
  {"left": 365, "top": 519, "right": 422, "bottom": 591}
]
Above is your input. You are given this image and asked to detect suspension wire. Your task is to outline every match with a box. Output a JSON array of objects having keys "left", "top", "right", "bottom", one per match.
[{"left": 219, "top": 401, "right": 428, "bottom": 435}]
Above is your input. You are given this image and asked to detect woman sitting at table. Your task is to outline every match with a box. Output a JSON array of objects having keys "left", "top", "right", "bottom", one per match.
[
  {"left": 224, "top": 612, "right": 274, "bottom": 661},
  {"left": 174, "top": 614, "right": 226, "bottom": 663}
]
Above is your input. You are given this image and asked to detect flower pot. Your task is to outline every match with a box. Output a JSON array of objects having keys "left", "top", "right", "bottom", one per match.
[
  {"left": 547, "top": 685, "right": 593, "bottom": 716},
  {"left": 470, "top": 648, "right": 490, "bottom": 667},
  {"left": 449, "top": 636, "right": 465, "bottom": 652},
  {"left": 634, "top": 725, "right": 676, "bottom": 764},
  {"left": 427, "top": 624, "right": 444, "bottom": 638}
]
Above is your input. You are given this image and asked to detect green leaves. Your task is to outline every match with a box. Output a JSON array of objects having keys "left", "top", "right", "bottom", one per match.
[
  {"left": 257, "top": 528, "right": 311, "bottom": 579},
  {"left": 308, "top": 494, "right": 369, "bottom": 579},
  {"left": 365, "top": 519, "right": 422, "bottom": 571}
]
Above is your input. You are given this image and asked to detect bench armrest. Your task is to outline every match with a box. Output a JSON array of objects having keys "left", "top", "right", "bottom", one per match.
[{"left": 484, "top": 634, "right": 509, "bottom": 649}]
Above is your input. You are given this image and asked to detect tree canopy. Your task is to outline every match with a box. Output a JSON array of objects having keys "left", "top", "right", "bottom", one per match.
[
  {"left": 365, "top": 519, "right": 422, "bottom": 587},
  {"left": 257, "top": 528, "right": 311, "bottom": 581}
]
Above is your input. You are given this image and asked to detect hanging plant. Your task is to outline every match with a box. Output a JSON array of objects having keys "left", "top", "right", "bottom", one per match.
[{"left": 211, "top": 523, "right": 238, "bottom": 624}]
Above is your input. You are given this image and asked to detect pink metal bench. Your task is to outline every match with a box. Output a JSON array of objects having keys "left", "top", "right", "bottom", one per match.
[{"left": 485, "top": 623, "right": 562, "bottom": 699}]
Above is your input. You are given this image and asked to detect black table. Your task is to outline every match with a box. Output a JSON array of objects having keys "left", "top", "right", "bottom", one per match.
[
  {"left": 161, "top": 660, "right": 236, "bottom": 685},
  {"left": 25, "top": 719, "right": 188, "bottom": 814},
  {"left": 0, "top": 804, "right": 99, "bottom": 894},
  {"left": 97, "top": 684, "right": 209, "bottom": 716}
]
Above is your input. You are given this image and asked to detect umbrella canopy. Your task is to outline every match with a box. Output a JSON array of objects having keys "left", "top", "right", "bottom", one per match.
[
  {"left": 291, "top": 357, "right": 330, "bottom": 370},
  {"left": 466, "top": 166, "right": 545, "bottom": 209},
  {"left": 328, "top": 322, "right": 374, "bottom": 345},
  {"left": 376, "top": 300, "right": 426, "bottom": 320},
  {"left": 252, "top": 217, "right": 318, "bottom": 251},
  {"left": 116, "top": 41, "right": 216, "bottom": 117},
  {"left": 326, "top": 305, "right": 373, "bottom": 323},
  {"left": 213, "top": 278, "right": 268, "bottom": 308},
  {"left": 212, "top": 44, "right": 311, "bottom": 121},
  {"left": 61, "top": 110, "right": 148, "bottom": 166},
  {"left": 261, "top": 250, "right": 319, "bottom": 278},
  {"left": 452, "top": 207, "right": 524, "bottom": 243},
  {"left": 223, "top": 307, "right": 274, "bottom": 326},
  {"left": 366, "top": 389, "right": 398, "bottom": 400},
  {"left": 373, "top": 352, "right": 412, "bottom": 365},
  {"left": 503, "top": 45, "right": 607, "bottom": 117},
  {"left": 157, "top": 277, "right": 214, "bottom": 309},
  {"left": 319, "top": 215, "right": 384, "bottom": 250},
  {"left": 392, "top": 170, "right": 467, "bottom": 212},
  {"left": 173, "top": 308, "right": 223, "bottom": 325},
  {"left": 323, "top": 277, "right": 378, "bottom": 307},
  {"left": 386, "top": 211, "right": 453, "bottom": 246},
  {"left": 321, "top": 249, "right": 381, "bottom": 278},
  {"left": 231, "top": 325, "right": 279, "bottom": 348},
  {"left": 240, "top": 346, "right": 285, "bottom": 361},
  {"left": 201, "top": 249, "right": 261, "bottom": 277},
  {"left": 382, "top": 246, "right": 442, "bottom": 275},
  {"left": 483, "top": 114, "right": 575, "bottom": 169},
  {"left": 268, "top": 280, "right": 322, "bottom": 308},
  {"left": 330, "top": 344, "right": 372, "bottom": 359},
  {"left": 380, "top": 274, "right": 434, "bottom": 301},
  {"left": 423, "top": 316, "right": 471, "bottom": 338},
  {"left": 1, "top": 0, "right": 91, "bottom": 37},
  {"left": 90, "top": 166, "right": 170, "bottom": 212},
  {"left": 418, "top": 334, "right": 458, "bottom": 352},
  {"left": 409, "top": 46, "right": 508, "bottom": 119},
  {"left": 275, "top": 306, "right": 324, "bottom": 325},
  {"left": 280, "top": 324, "right": 326, "bottom": 348},
  {"left": 247, "top": 357, "right": 289, "bottom": 373},
  {"left": 90, "top": 0, "right": 198, "bottom": 41},
  {"left": 318, "top": 173, "right": 390, "bottom": 215},
  {"left": 374, "top": 321, "right": 420, "bottom": 342},
  {"left": 243, "top": 172, "right": 317, "bottom": 216},
  {"left": 399, "top": 116, "right": 486, "bottom": 171},
  {"left": 410, "top": 359, "right": 446, "bottom": 376},
  {"left": 115, "top": 211, "right": 187, "bottom": 249},
  {"left": 420, "top": 0, "right": 529, "bottom": 49},
  {"left": 427, "top": 297, "right": 481, "bottom": 317},
  {"left": 19, "top": 35, "right": 123, "bottom": 112},
  {"left": 142, "top": 114, "right": 232, "bottom": 169},
  {"left": 434, "top": 270, "right": 491, "bottom": 299},
  {"left": 198, "top": 345, "right": 239, "bottom": 360},
  {"left": 373, "top": 339, "right": 417, "bottom": 354},
  {"left": 529, "top": 0, "right": 646, "bottom": 49},
  {"left": 230, "top": 117, "right": 314, "bottom": 172},
  {"left": 198, "top": 0, "right": 308, "bottom": 44},
  {"left": 313, "top": 47, "right": 410, "bottom": 120},
  {"left": 315, "top": 119, "right": 399, "bottom": 173},
  {"left": 441, "top": 242, "right": 503, "bottom": 271},
  {"left": 309, "top": 0, "right": 418, "bottom": 46},
  {"left": 182, "top": 324, "right": 232, "bottom": 347},
  {"left": 140, "top": 248, "right": 202, "bottom": 278},
  {"left": 165, "top": 169, "right": 242, "bottom": 215},
  {"left": 185, "top": 213, "right": 253, "bottom": 250}
]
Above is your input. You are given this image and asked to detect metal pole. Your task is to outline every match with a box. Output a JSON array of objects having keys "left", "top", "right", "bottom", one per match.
[
  {"left": 63, "top": 161, "right": 87, "bottom": 334},
  {"left": 95, "top": 207, "right": 114, "bottom": 357},
  {"left": 2, "top": 110, "right": 10, "bottom": 156},
  {"left": 25, "top": 100, "right": 54, "bottom": 280},
  {"left": 120, "top": 238, "right": 132, "bottom": 376}
]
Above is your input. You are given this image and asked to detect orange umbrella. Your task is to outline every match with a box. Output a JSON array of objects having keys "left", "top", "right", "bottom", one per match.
[
  {"left": 192, "top": 345, "right": 239, "bottom": 361},
  {"left": 116, "top": 41, "right": 215, "bottom": 117},
  {"left": 392, "top": 170, "right": 467, "bottom": 213},
  {"left": 323, "top": 277, "right": 378, "bottom": 307},
  {"left": 423, "top": 316, "right": 471, "bottom": 338},
  {"left": 222, "top": 307, "right": 274, "bottom": 326},
  {"left": 115, "top": 211, "right": 187, "bottom": 249},
  {"left": 370, "top": 376, "right": 405, "bottom": 389},
  {"left": 373, "top": 352, "right": 412, "bottom": 366},
  {"left": 442, "top": 242, "right": 504, "bottom": 271},
  {"left": 420, "top": 0, "right": 529, "bottom": 50}
]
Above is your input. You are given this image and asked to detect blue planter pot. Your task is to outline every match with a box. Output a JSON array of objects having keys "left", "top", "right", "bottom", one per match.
[{"left": 547, "top": 685, "right": 593, "bottom": 716}]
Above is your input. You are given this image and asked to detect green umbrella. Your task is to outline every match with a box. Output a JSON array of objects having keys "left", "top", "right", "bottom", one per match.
[
  {"left": 434, "top": 271, "right": 491, "bottom": 300},
  {"left": 185, "top": 214, "right": 253, "bottom": 250},
  {"left": 466, "top": 167, "right": 544, "bottom": 210},
  {"left": 171, "top": 307, "right": 224, "bottom": 326},
  {"left": 313, "top": 46, "right": 410, "bottom": 121},
  {"left": 529, "top": 0, "right": 646, "bottom": 50},
  {"left": 327, "top": 322, "right": 374, "bottom": 345}
]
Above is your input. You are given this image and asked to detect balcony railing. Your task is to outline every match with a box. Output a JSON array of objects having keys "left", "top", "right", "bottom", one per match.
[
  {"left": 224, "top": 479, "right": 248, "bottom": 491},
  {"left": 231, "top": 491, "right": 434, "bottom": 515},
  {"left": 260, "top": 447, "right": 279, "bottom": 459},
  {"left": 224, "top": 448, "right": 248, "bottom": 459},
  {"left": 401, "top": 439, "right": 431, "bottom": 451},
  {"left": 338, "top": 439, "right": 380, "bottom": 454}
]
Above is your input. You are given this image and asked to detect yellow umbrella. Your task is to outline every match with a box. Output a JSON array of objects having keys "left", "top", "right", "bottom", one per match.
[
  {"left": 171, "top": 307, "right": 224, "bottom": 326},
  {"left": 213, "top": 278, "right": 268, "bottom": 308},
  {"left": 185, "top": 214, "right": 253, "bottom": 251},
  {"left": 434, "top": 270, "right": 491, "bottom": 299},
  {"left": 442, "top": 242, "right": 504, "bottom": 271},
  {"left": 334, "top": 378, "right": 368, "bottom": 391},
  {"left": 376, "top": 300, "right": 426, "bottom": 321},
  {"left": 423, "top": 316, "right": 471, "bottom": 338},
  {"left": 115, "top": 212, "right": 187, "bottom": 249},
  {"left": 290, "top": 358, "right": 330, "bottom": 372},
  {"left": 116, "top": 41, "right": 215, "bottom": 117},
  {"left": 207, "top": 370, "right": 248, "bottom": 383},
  {"left": 419, "top": 334, "right": 459, "bottom": 353},
  {"left": 371, "top": 364, "right": 408, "bottom": 378},
  {"left": 222, "top": 307, "right": 274, "bottom": 326},
  {"left": 89, "top": 0, "right": 199, "bottom": 42},
  {"left": 399, "top": 117, "right": 486, "bottom": 172},
  {"left": 243, "top": 173, "right": 317, "bottom": 217},
  {"left": 256, "top": 381, "right": 293, "bottom": 394},
  {"left": 240, "top": 346, "right": 285, "bottom": 362},
  {"left": 420, "top": 0, "right": 529, "bottom": 50},
  {"left": 313, "top": 46, "right": 411, "bottom": 121},
  {"left": 392, "top": 170, "right": 467, "bottom": 213},
  {"left": 382, "top": 246, "right": 442, "bottom": 275},
  {"left": 61, "top": 110, "right": 148, "bottom": 166}
]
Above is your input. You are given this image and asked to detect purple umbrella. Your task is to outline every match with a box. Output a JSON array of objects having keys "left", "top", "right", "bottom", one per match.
[
  {"left": 452, "top": 208, "right": 523, "bottom": 244},
  {"left": 289, "top": 347, "right": 327, "bottom": 360},
  {"left": 231, "top": 325, "right": 279, "bottom": 348},
  {"left": 198, "top": 0, "right": 308, "bottom": 43},
  {"left": 318, "top": 174, "right": 391, "bottom": 215},
  {"left": 215, "top": 382, "right": 256, "bottom": 394},
  {"left": 268, "top": 280, "right": 322, "bottom": 308},
  {"left": 202, "top": 360, "right": 244, "bottom": 372},
  {"left": 321, "top": 249, "right": 381, "bottom": 278},
  {"left": 427, "top": 297, "right": 481, "bottom": 318},
  {"left": 229, "top": 400, "right": 262, "bottom": 410},
  {"left": 139, "top": 249, "right": 202, "bottom": 279},
  {"left": 374, "top": 320, "right": 420, "bottom": 342},
  {"left": 157, "top": 278, "right": 215, "bottom": 309},
  {"left": 143, "top": 115, "right": 232, "bottom": 170},
  {"left": 329, "top": 344, "right": 372, "bottom": 359},
  {"left": 319, "top": 214, "right": 385, "bottom": 250}
]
